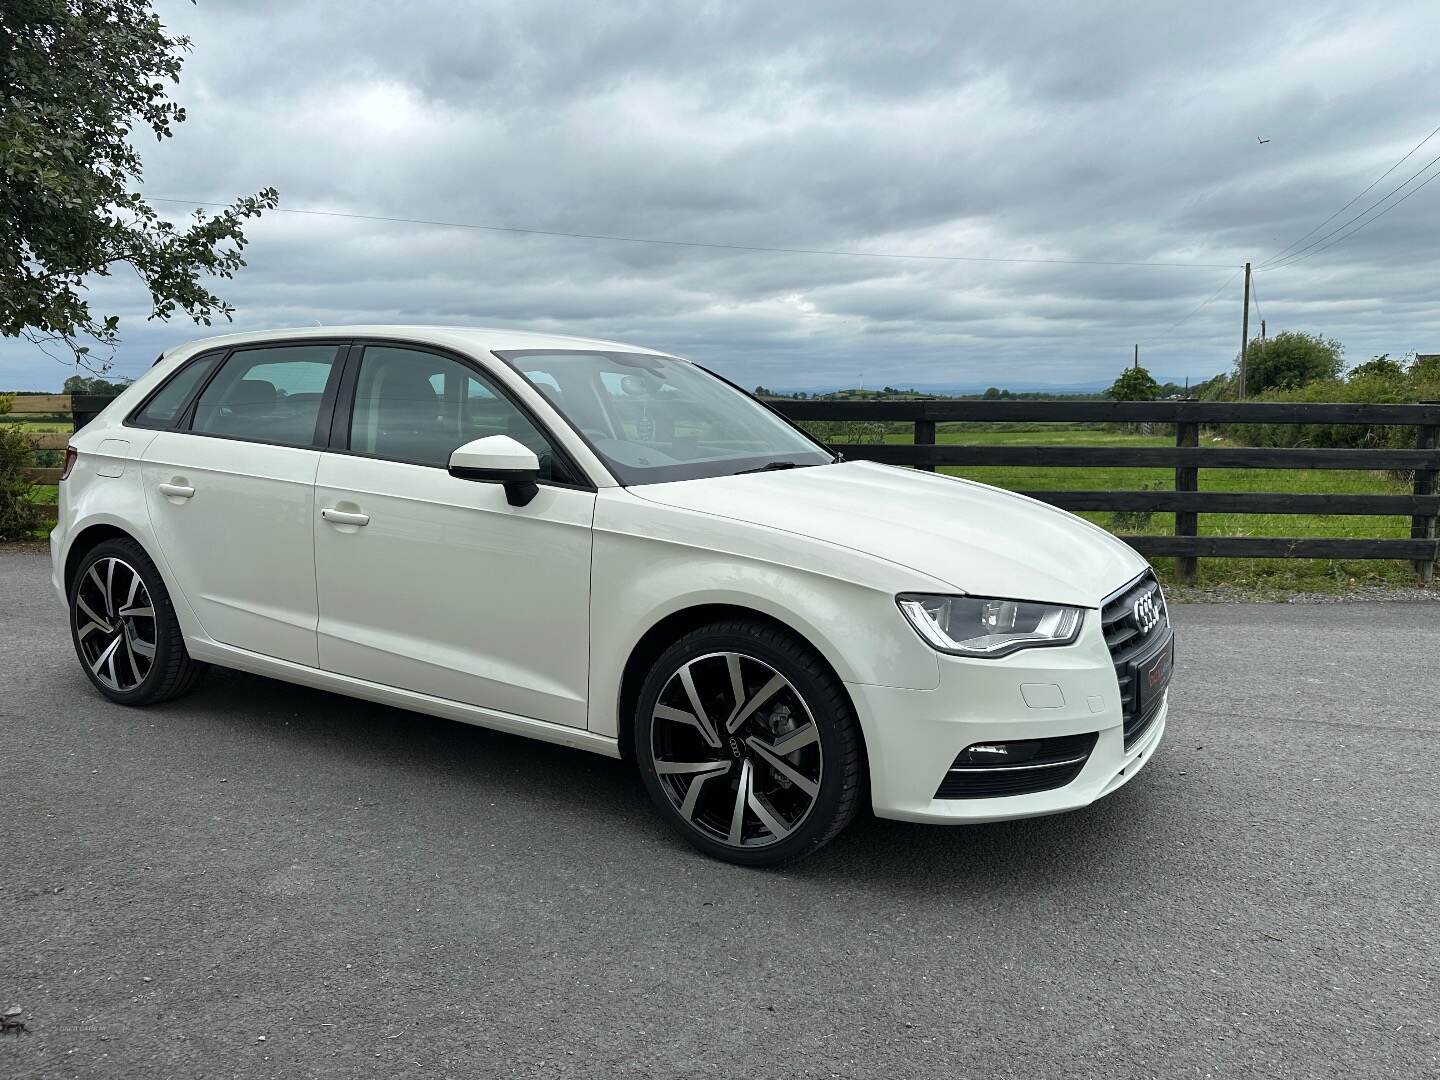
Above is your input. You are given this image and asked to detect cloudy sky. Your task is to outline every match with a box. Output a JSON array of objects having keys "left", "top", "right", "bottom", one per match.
[{"left": 8, "top": 0, "right": 1440, "bottom": 390}]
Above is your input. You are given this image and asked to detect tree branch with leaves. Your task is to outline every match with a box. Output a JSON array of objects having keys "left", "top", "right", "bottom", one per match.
[
  {"left": 1105, "top": 365, "right": 1161, "bottom": 401},
  {"left": 1, "top": 0, "right": 277, "bottom": 371}
]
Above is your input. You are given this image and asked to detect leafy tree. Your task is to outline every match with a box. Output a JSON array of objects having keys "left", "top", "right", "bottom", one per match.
[
  {"left": 1218, "top": 353, "right": 1440, "bottom": 450},
  {"left": 0, "top": 424, "right": 41, "bottom": 540},
  {"left": 1, "top": 0, "right": 278, "bottom": 371},
  {"left": 1191, "top": 371, "right": 1234, "bottom": 400},
  {"left": 1346, "top": 355, "right": 1405, "bottom": 382},
  {"left": 62, "top": 374, "right": 132, "bottom": 395},
  {"left": 1236, "top": 331, "right": 1343, "bottom": 395},
  {"left": 1105, "top": 365, "right": 1161, "bottom": 401},
  {"left": 1407, "top": 354, "right": 1440, "bottom": 384}
]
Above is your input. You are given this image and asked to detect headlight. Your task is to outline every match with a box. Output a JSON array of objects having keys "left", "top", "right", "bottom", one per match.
[{"left": 896, "top": 594, "right": 1084, "bottom": 658}]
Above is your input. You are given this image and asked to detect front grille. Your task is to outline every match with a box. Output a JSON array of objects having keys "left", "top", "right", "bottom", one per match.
[
  {"left": 934, "top": 732, "right": 1098, "bottom": 799},
  {"left": 1101, "top": 571, "right": 1172, "bottom": 750}
]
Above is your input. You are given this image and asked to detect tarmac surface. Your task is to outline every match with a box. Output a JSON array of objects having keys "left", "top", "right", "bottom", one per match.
[{"left": 3, "top": 549, "right": 1436, "bottom": 1078}]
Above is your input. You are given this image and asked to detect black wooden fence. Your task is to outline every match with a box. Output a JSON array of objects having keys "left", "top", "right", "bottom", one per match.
[
  {"left": 8, "top": 391, "right": 1439, "bottom": 583},
  {"left": 767, "top": 399, "right": 1440, "bottom": 584},
  {"left": 5, "top": 393, "right": 125, "bottom": 521}
]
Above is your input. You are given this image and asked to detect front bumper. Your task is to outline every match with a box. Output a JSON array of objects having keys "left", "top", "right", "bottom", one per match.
[{"left": 849, "top": 611, "right": 1167, "bottom": 823}]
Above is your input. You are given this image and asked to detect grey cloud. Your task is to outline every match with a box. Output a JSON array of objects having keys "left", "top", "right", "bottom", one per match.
[{"left": 6, "top": 0, "right": 1440, "bottom": 390}]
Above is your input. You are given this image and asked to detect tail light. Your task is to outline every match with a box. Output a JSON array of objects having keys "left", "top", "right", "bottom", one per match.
[{"left": 60, "top": 446, "right": 78, "bottom": 481}]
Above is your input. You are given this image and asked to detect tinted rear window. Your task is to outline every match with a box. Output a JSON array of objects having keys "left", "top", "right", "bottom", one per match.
[
  {"left": 190, "top": 344, "right": 341, "bottom": 447},
  {"left": 130, "top": 354, "right": 221, "bottom": 428}
]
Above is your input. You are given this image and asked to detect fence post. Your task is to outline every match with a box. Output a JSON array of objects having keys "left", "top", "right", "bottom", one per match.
[
  {"left": 1413, "top": 406, "right": 1439, "bottom": 584},
  {"left": 1174, "top": 414, "right": 1200, "bottom": 585},
  {"left": 914, "top": 415, "right": 936, "bottom": 472},
  {"left": 71, "top": 394, "right": 117, "bottom": 431}
]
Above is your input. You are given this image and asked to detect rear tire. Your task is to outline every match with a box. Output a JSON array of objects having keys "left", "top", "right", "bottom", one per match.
[
  {"left": 634, "top": 619, "right": 864, "bottom": 866},
  {"left": 69, "top": 537, "right": 207, "bottom": 705}
]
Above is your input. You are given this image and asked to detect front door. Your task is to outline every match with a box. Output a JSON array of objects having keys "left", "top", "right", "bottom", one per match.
[
  {"left": 313, "top": 344, "right": 595, "bottom": 728},
  {"left": 140, "top": 342, "right": 344, "bottom": 666}
]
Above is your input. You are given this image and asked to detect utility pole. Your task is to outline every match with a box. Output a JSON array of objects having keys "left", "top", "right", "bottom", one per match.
[
  {"left": 1238, "top": 261, "right": 1252, "bottom": 399},
  {"left": 1261, "top": 318, "right": 1266, "bottom": 341},
  {"left": 1134, "top": 344, "right": 1139, "bottom": 370}
]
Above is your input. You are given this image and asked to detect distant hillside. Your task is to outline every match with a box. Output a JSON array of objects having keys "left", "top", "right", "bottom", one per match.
[
  {"left": 757, "top": 372, "right": 1225, "bottom": 400},
  {"left": 760, "top": 381, "right": 1105, "bottom": 397}
]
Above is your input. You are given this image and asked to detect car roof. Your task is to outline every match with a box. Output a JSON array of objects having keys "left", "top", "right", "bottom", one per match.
[{"left": 164, "top": 324, "right": 678, "bottom": 360}]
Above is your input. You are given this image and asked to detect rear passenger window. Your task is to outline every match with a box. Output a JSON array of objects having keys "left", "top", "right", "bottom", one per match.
[
  {"left": 191, "top": 345, "right": 340, "bottom": 447},
  {"left": 130, "top": 354, "right": 221, "bottom": 428}
]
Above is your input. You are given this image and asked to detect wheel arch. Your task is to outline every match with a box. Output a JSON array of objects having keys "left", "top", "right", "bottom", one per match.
[
  {"left": 613, "top": 602, "right": 862, "bottom": 766},
  {"left": 63, "top": 522, "right": 144, "bottom": 596},
  {"left": 61, "top": 516, "right": 207, "bottom": 650}
]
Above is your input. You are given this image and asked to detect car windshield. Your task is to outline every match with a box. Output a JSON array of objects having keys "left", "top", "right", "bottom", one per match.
[{"left": 495, "top": 350, "right": 833, "bottom": 485}]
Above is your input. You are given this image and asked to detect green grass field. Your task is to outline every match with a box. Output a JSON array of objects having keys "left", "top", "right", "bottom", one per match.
[{"left": 1, "top": 411, "right": 71, "bottom": 429}]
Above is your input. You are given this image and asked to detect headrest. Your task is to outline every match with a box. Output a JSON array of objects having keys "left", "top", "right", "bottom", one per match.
[
  {"left": 378, "top": 366, "right": 439, "bottom": 405},
  {"left": 228, "top": 379, "right": 277, "bottom": 405}
]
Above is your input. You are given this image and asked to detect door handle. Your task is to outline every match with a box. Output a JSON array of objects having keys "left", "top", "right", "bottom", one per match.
[
  {"left": 321, "top": 507, "right": 370, "bottom": 527},
  {"left": 157, "top": 482, "right": 195, "bottom": 499}
]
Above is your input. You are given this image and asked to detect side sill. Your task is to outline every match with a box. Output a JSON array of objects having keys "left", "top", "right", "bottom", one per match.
[{"left": 186, "top": 638, "right": 622, "bottom": 759}]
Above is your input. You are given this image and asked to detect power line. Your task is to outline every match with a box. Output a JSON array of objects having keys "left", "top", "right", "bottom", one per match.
[
  {"left": 1259, "top": 148, "right": 1440, "bottom": 271},
  {"left": 1160, "top": 267, "right": 1243, "bottom": 334},
  {"left": 1258, "top": 163, "right": 1440, "bottom": 271},
  {"left": 146, "top": 196, "right": 1238, "bottom": 270},
  {"left": 1263, "top": 148, "right": 1440, "bottom": 269},
  {"left": 1258, "top": 121, "right": 1440, "bottom": 267},
  {"left": 1248, "top": 274, "right": 1262, "bottom": 322}
]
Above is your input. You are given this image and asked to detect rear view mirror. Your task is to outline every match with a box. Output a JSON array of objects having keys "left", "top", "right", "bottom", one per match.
[
  {"left": 448, "top": 435, "right": 540, "bottom": 507},
  {"left": 620, "top": 373, "right": 654, "bottom": 397}
]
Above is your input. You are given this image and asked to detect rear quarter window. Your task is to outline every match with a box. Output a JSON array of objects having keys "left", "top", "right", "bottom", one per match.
[{"left": 129, "top": 354, "right": 222, "bottom": 429}]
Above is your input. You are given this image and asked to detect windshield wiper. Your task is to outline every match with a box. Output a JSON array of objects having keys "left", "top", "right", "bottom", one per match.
[{"left": 731, "top": 461, "right": 809, "bottom": 475}]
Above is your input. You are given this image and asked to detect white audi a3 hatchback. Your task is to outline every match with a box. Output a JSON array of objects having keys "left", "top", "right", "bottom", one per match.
[{"left": 52, "top": 326, "right": 1173, "bottom": 865}]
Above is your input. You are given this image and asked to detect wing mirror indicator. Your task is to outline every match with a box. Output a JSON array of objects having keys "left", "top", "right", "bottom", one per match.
[{"left": 447, "top": 435, "right": 540, "bottom": 507}]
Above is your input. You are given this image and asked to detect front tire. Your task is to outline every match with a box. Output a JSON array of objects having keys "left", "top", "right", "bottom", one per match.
[
  {"left": 69, "top": 538, "right": 207, "bottom": 705},
  {"left": 635, "top": 620, "right": 864, "bottom": 866}
]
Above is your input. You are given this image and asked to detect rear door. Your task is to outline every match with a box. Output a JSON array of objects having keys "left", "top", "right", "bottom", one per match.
[
  {"left": 139, "top": 342, "right": 344, "bottom": 666},
  {"left": 313, "top": 343, "right": 595, "bottom": 727}
]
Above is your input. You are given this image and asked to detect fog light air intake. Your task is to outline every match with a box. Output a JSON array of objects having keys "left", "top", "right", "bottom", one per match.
[{"left": 934, "top": 731, "right": 1098, "bottom": 799}]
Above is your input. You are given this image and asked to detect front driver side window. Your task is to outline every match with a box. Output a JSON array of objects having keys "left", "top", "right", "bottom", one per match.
[{"left": 349, "top": 346, "right": 563, "bottom": 481}]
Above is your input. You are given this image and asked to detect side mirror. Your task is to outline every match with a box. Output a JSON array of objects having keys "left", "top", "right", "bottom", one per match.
[{"left": 448, "top": 435, "right": 541, "bottom": 507}]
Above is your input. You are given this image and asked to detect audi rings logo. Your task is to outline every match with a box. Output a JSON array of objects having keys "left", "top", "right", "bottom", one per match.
[{"left": 1133, "top": 592, "right": 1162, "bottom": 634}]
